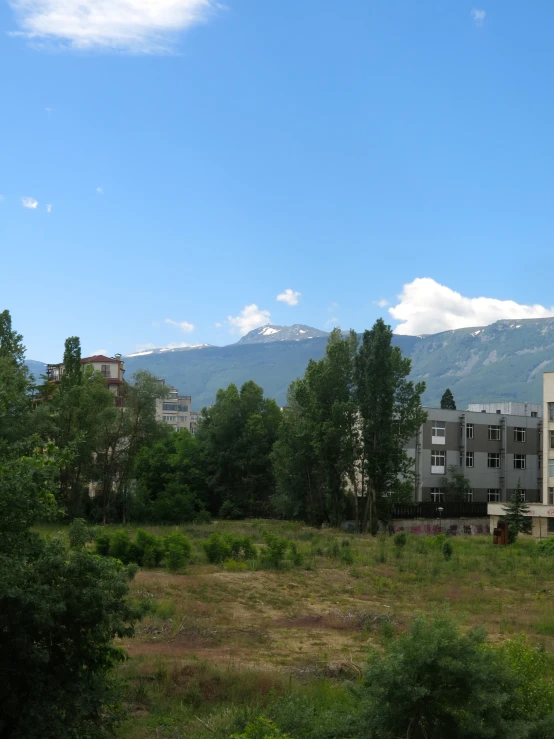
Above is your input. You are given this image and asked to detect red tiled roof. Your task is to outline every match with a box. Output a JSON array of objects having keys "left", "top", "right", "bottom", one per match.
[{"left": 81, "top": 355, "right": 119, "bottom": 363}]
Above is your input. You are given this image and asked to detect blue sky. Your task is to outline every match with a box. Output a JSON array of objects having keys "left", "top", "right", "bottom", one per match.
[{"left": 2, "top": 0, "right": 554, "bottom": 360}]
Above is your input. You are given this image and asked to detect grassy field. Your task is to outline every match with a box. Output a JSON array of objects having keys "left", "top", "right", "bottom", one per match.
[{"left": 40, "top": 520, "right": 554, "bottom": 738}]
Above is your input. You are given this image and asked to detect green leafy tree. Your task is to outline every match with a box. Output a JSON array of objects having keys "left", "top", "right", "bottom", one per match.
[
  {"left": 440, "top": 388, "right": 456, "bottom": 410},
  {"left": 272, "top": 329, "right": 361, "bottom": 526},
  {"left": 355, "top": 319, "right": 427, "bottom": 532},
  {"left": 0, "top": 400, "right": 140, "bottom": 737},
  {"left": 197, "top": 380, "right": 281, "bottom": 517},
  {"left": 0, "top": 309, "right": 34, "bottom": 451},
  {"left": 502, "top": 480, "right": 532, "bottom": 542},
  {"left": 359, "top": 615, "right": 552, "bottom": 738},
  {"left": 441, "top": 464, "right": 472, "bottom": 502}
]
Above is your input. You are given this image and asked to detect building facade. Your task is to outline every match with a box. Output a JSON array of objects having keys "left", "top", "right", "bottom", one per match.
[
  {"left": 407, "top": 406, "right": 542, "bottom": 504},
  {"left": 155, "top": 381, "right": 192, "bottom": 432},
  {"left": 46, "top": 354, "right": 126, "bottom": 404},
  {"left": 542, "top": 372, "right": 554, "bottom": 506}
]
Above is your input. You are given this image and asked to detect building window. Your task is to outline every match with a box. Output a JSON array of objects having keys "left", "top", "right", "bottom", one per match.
[
  {"left": 549, "top": 460, "right": 554, "bottom": 478},
  {"left": 550, "top": 431, "right": 554, "bottom": 450},
  {"left": 178, "top": 404, "right": 189, "bottom": 412},
  {"left": 488, "top": 425, "right": 501, "bottom": 440},
  {"left": 550, "top": 403, "right": 554, "bottom": 422},
  {"left": 549, "top": 488, "right": 554, "bottom": 505},
  {"left": 531, "top": 411, "right": 538, "bottom": 418},
  {"left": 466, "top": 423, "right": 474, "bottom": 439},
  {"left": 514, "top": 454, "right": 526, "bottom": 470},
  {"left": 517, "top": 489, "right": 526, "bottom": 501},
  {"left": 162, "top": 403, "right": 178, "bottom": 411},
  {"left": 514, "top": 427, "right": 526, "bottom": 443},
  {"left": 464, "top": 490, "right": 474, "bottom": 502},
  {"left": 548, "top": 518, "right": 554, "bottom": 534},
  {"left": 101, "top": 364, "right": 111, "bottom": 378},
  {"left": 432, "top": 421, "right": 446, "bottom": 444},
  {"left": 431, "top": 450, "right": 446, "bottom": 474},
  {"left": 162, "top": 415, "right": 177, "bottom": 423},
  {"left": 488, "top": 453, "right": 500, "bottom": 468},
  {"left": 431, "top": 488, "right": 444, "bottom": 502},
  {"left": 466, "top": 451, "right": 474, "bottom": 468},
  {"left": 487, "top": 489, "right": 500, "bottom": 502}
]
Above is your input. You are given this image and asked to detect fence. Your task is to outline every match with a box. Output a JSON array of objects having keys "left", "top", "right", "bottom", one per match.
[{"left": 392, "top": 502, "right": 488, "bottom": 520}]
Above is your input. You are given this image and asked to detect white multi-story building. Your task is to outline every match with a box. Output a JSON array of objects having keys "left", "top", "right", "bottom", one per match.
[{"left": 155, "top": 381, "right": 192, "bottom": 432}]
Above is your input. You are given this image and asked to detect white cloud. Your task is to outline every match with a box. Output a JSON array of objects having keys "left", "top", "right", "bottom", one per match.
[
  {"left": 389, "top": 277, "right": 554, "bottom": 335},
  {"left": 46, "top": 203, "right": 52, "bottom": 213},
  {"left": 92, "top": 348, "right": 108, "bottom": 355},
  {"left": 226, "top": 304, "right": 271, "bottom": 335},
  {"left": 276, "top": 288, "right": 301, "bottom": 306},
  {"left": 9, "top": 0, "right": 217, "bottom": 53},
  {"left": 21, "top": 196, "right": 38, "bottom": 209},
  {"left": 470, "top": 8, "right": 486, "bottom": 28},
  {"left": 165, "top": 318, "right": 195, "bottom": 333},
  {"left": 135, "top": 342, "right": 157, "bottom": 352},
  {"left": 325, "top": 317, "right": 339, "bottom": 327},
  {"left": 96, "top": 186, "right": 104, "bottom": 194},
  {"left": 376, "top": 298, "right": 389, "bottom": 308}
]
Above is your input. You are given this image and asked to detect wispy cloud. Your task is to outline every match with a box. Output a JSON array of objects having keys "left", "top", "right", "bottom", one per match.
[
  {"left": 470, "top": 8, "right": 486, "bottom": 28},
  {"left": 92, "top": 348, "right": 108, "bottom": 355},
  {"left": 165, "top": 318, "right": 195, "bottom": 333},
  {"left": 276, "top": 288, "right": 301, "bottom": 306},
  {"left": 96, "top": 187, "right": 104, "bottom": 195},
  {"left": 46, "top": 203, "right": 52, "bottom": 213},
  {"left": 226, "top": 304, "right": 271, "bottom": 335},
  {"left": 325, "top": 317, "right": 339, "bottom": 327},
  {"left": 9, "top": 0, "right": 217, "bottom": 53},
  {"left": 21, "top": 196, "right": 38, "bottom": 209},
  {"left": 375, "top": 298, "right": 389, "bottom": 308},
  {"left": 389, "top": 277, "right": 554, "bottom": 335}
]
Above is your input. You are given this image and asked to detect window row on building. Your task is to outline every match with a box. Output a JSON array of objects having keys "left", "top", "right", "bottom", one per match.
[
  {"left": 430, "top": 450, "right": 532, "bottom": 473},
  {"left": 430, "top": 488, "right": 520, "bottom": 503},
  {"left": 431, "top": 421, "right": 535, "bottom": 443}
]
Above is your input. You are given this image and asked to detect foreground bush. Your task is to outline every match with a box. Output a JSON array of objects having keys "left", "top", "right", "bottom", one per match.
[
  {"left": 359, "top": 615, "right": 554, "bottom": 738},
  {"left": 203, "top": 533, "right": 257, "bottom": 564}
]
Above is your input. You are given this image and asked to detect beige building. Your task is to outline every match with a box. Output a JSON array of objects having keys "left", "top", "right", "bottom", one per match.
[
  {"left": 488, "top": 372, "right": 554, "bottom": 537},
  {"left": 155, "top": 381, "right": 192, "bottom": 432},
  {"left": 46, "top": 354, "right": 126, "bottom": 406}
]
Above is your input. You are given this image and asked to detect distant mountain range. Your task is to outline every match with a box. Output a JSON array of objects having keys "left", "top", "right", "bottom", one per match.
[{"left": 26, "top": 318, "right": 554, "bottom": 410}]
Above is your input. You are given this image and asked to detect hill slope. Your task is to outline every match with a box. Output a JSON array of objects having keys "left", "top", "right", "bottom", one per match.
[{"left": 29, "top": 318, "right": 554, "bottom": 410}]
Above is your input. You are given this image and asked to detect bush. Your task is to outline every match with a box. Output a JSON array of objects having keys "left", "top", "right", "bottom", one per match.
[
  {"left": 136, "top": 529, "right": 164, "bottom": 567},
  {"left": 340, "top": 546, "right": 354, "bottom": 565},
  {"left": 203, "top": 533, "right": 256, "bottom": 564},
  {"left": 393, "top": 531, "right": 407, "bottom": 548},
  {"left": 108, "top": 530, "right": 132, "bottom": 563},
  {"left": 232, "top": 717, "right": 292, "bottom": 739},
  {"left": 195, "top": 509, "right": 211, "bottom": 525},
  {"left": 224, "top": 559, "right": 248, "bottom": 572},
  {"left": 442, "top": 540, "right": 453, "bottom": 561},
  {"left": 288, "top": 542, "right": 304, "bottom": 566},
  {"left": 537, "top": 538, "right": 554, "bottom": 556},
  {"left": 204, "top": 533, "right": 232, "bottom": 564},
  {"left": 164, "top": 532, "right": 191, "bottom": 572},
  {"left": 359, "top": 615, "right": 553, "bottom": 738},
  {"left": 94, "top": 532, "right": 112, "bottom": 556},
  {"left": 219, "top": 500, "right": 243, "bottom": 519},
  {"left": 262, "top": 534, "right": 289, "bottom": 569},
  {"left": 68, "top": 518, "right": 92, "bottom": 550}
]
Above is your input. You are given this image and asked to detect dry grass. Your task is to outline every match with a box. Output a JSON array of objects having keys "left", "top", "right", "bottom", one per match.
[{"left": 48, "top": 519, "right": 554, "bottom": 737}]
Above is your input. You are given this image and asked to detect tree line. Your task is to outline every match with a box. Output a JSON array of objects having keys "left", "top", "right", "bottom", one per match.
[{"left": 1, "top": 311, "right": 428, "bottom": 534}]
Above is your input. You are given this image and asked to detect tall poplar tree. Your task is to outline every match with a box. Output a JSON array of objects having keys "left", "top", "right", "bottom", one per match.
[{"left": 355, "top": 319, "right": 426, "bottom": 533}]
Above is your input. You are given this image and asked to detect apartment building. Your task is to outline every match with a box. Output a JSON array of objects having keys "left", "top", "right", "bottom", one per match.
[
  {"left": 155, "top": 381, "right": 192, "bottom": 432},
  {"left": 407, "top": 406, "right": 542, "bottom": 504},
  {"left": 46, "top": 354, "right": 126, "bottom": 405}
]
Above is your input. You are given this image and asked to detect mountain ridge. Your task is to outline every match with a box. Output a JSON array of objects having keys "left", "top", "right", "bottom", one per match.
[{"left": 26, "top": 317, "right": 554, "bottom": 411}]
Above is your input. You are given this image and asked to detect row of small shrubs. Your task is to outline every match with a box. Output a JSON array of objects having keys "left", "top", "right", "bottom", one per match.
[
  {"left": 203, "top": 532, "right": 312, "bottom": 569},
  {"left": 95, "top": 529, "right": 191, "bottom": 572}
]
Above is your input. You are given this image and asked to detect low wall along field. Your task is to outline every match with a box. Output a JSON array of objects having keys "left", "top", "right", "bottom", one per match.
[{"left": 388, "top": 518, "right": 490, "bottom": 535}]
